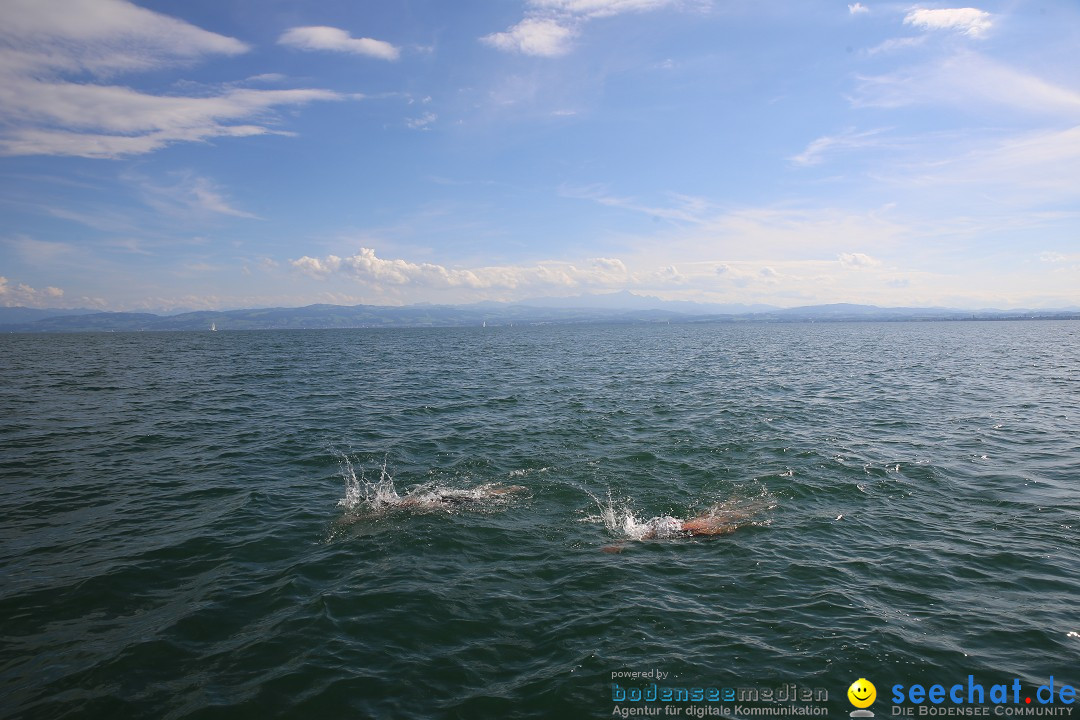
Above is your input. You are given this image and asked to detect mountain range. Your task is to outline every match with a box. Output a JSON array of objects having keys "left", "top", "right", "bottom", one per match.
[{"left": 2, "top": 293, "right": 1078, "bottom": 333}]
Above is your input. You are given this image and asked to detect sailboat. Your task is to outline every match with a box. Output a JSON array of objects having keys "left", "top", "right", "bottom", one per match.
[{"left": 210, "top": 322, "right": 217, "bottom": 332}]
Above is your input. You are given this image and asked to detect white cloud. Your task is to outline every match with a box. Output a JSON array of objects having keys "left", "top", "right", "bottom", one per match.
[
  {"left": 405, "top": 112, "right": 438, "bottom": 130},
  {"left": 838, "top": 252, "right": 882, "bottom": 268},
  {"left": 0, "top": 0, "right": 341, "bottom": 158},
  {"left": 290, "top": 247, "right": 637, "bottom": 294},
  {"left": 0, "top": 276, "right": 65, "bottom": 307},
  {"left": 903, "top": 8, "right": 992, "bottom": 38},
  {"left": 593, "top": 257, "right": 627, "bottom": 273},
  {"left": 482, "top": 0, "right": 685, "bottom": 56},
  {"left": 848, "top": 3, "right": 869, "bottom": 15},
  {"left": 481, "top": 18, "right": 578, "bottom": 57},
  {"left": 530, "top": 0, "right": 679, "bottom": 18},
  {"left": 292, "top": 255, "right": 343, "bottom": 276},
  {"left": 278, "top": 26, "right": 400, "bottom": 61},
  {"left": 0, "top": 83, "right": 339, "bottom": 158},
  {"left": 0, "top": 0, "right": 247, "bottom": 78}
]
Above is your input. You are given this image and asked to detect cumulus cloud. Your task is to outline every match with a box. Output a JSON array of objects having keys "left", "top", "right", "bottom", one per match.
[
  {"left": 903, "top": 8, "right": 992, "bottom": 38},
  {"left": 291, "top": 255, "right": 343, "bottom": 276},
  {"left": 848, "top": 3, "right": 869, "bottom": 15},
  {"left": 0, "top": 0, "right": 341, "bottom": 158},
  {"left": 839, "top": 252, "right": 882, "bottom": 268},
  {"left": 530, "top": 0, "right": 679, "bottom": 18},
  {"left": 593, "top": 257, "right": 627, "bottom": 272},
  {"left": 481, "top": 18, "right": 578, "bottom": 57},
  {"left": 405, "top": 112, "right": 438, "bottom": 130},
  {"left": 290, "top": 247, "right": 635, "bottom": 293},
  {"left": 0, "top": 276, "right": 65, "bottom": 307},
  {"left": 278, "top": 26, "right": 400, "bottom": 61},
  {"left": 482, "top": 0, "right": 683, "bottom": 56}
]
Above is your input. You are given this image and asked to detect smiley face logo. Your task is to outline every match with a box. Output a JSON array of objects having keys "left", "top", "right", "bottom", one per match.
[{"left": 848, "top": 678, "right": 877, "bottom": 709}]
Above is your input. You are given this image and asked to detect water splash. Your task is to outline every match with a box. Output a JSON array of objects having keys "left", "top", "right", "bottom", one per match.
[
  {"left": 335, "top": 453, "right": 527, "bottom": 515},
  {"left": 336, "top": 454, "right": 401, "bottom": 511},
  {"left": 582, "top": 485, "right": 777, "bottom": 540},
  {"left": 580, "top": 488, "right": 654, "bottom": 540}
]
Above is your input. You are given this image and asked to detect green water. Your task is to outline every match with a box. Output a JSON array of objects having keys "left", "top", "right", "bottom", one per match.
[{"left": 1, "top": 322, "right": 1077, "bottom": 719}]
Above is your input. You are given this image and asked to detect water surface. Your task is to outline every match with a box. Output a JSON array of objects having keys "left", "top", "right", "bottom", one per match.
[{"left": 1, "top": 321, "right": 1077, "bottom": 718}]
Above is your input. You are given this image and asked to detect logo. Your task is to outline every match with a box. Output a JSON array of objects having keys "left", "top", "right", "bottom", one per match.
[{"left": 849, "top": 678, "right": 878, "bottom": 718}]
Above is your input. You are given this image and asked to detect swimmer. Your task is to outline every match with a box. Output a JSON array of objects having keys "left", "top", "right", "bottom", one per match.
[
  {"left": 393, "top": 484, "right": 527, "bottom": 510},
  {"left": 601, "top": 503, "right": 759, "bottom": 552},
  {"left": 639, "top": 506, "right": 750, "bottom": 539}
]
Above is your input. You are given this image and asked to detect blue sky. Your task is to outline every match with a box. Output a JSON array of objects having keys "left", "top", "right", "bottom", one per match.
[{"left": 1, "top": 0, "right": 1078, "bottom": 311}]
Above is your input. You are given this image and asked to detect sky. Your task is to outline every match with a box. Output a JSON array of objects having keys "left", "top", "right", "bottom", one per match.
[{"left": 1, "top": 0, "right": 1078, "bottom": 312}]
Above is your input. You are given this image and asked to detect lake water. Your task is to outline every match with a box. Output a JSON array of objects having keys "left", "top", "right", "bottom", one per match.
[{"left": 1, "top": 321, "right": 1077, "bottom": 719}]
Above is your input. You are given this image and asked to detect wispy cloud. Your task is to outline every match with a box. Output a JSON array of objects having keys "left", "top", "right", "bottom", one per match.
[
  {"left": 865, "top": 36, "right": 926, "bottom": 56},
  {"left": 0, "top": 84, "right": 340, "bottom": 158},
  {"left": 852, "top": 53, "right": 1080, "bottom": 118},
  {"left": 0, "top": 0, "right": 342, "bottom": 158},
  {"left": 903, "top": 8, "right": 992, "bottom": 38},
  {"left": 278, "top": 26, "right": 400, "bottom": 61},
  {"left": 893, "top": 125, "right": 1080, "bottom": 207},
  {"left": 1039, "top": 251, "right": 1076, "bottom": 264},
  {"left": 791, "top": 128, "right": 889, "bottom": 166},
  {"left": 848, "top": 3, "right": 869, "bottom": 15},
  {"left": 560, "top": 184, "right": 713, "bottom": 223},
  {"left": 5, "top": 235, "right": 78, "bottom": 265},
  {"left": 137, "top": 174, "right": 260, "bottom": 219}
]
